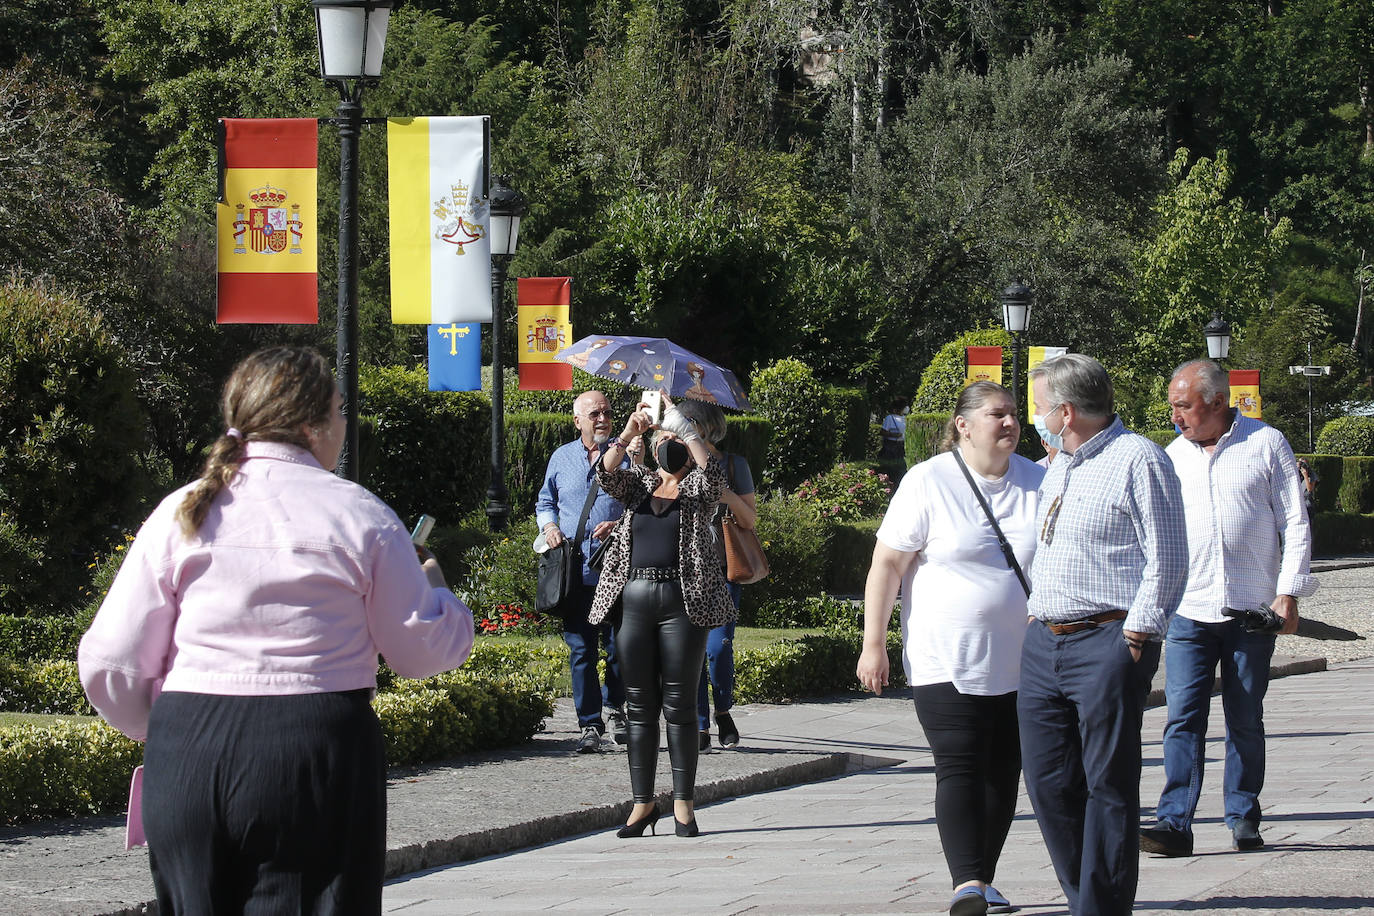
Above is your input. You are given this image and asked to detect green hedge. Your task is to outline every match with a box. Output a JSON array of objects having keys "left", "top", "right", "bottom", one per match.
[
  {"left": 0, "top": 720, "right": 144, "bottom": 824},
  {"left": 828, "top": 386, "right": 869, "bottom": 462},
  {"left": 905, "top": 413, "right": 946, "bottom": 465},
  {"left": 1316, "top": 416, "right": 1374, "bottom": 456},
  {"left": 0, "top": 616, "right": 83, "bottom": 662},
  {"left": 1310, "top": 511, "right": 1374, "bottom": 554},
  {"left": 1141, "top": 429, "right": 1176, "bottom": 449},
  {"left": 734, "top": 630, "right": 905, "bottom": 704},
  {"left": 1296, "top": 454, "right": 1343, "bottom": 513},
  {"left": 0, "top": 659, "right": 92, "bottom": 715},
  {"left": 824, "top": 519, "right": 880, "bottom": 595},
  {"left": 1337, "top": 457, "right": 1374, "bottom": 514},
  {"left": 506, "top": 412, "right": 576, "bottom": 516},
  {"left": 720, "top": 414, "right": 773, "bottom": 488},
  {"left": 751, "top": 358, "right": 838, "bottom": 491}
]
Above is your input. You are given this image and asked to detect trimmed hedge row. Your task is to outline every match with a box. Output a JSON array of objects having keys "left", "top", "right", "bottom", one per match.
[
  {"left": 0, "top": 615, "right": 83, "bottom": 662},
  {"left": 734, "top": 629, "right": 905, "bottom": 704}
]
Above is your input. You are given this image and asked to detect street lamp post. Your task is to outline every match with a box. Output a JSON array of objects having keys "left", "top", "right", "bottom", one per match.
[
  {"left": 485, "top": 175, "right": 527, "bottom": 531},
  {"left": 1000, "top": 281, "right": 1033, "bottom": 421},
  {"left": 1203, "top": 311, "right": 1232, "bottom": 361},
  {"left": 1289, "top": 343, "right": 1332, "bottom": 452},
  {"left": 312, "top": 0, "right": 394, "bottom": 482}
]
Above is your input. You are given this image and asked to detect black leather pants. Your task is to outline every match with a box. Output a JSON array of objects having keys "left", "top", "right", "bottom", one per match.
[{"left": 617, "top": 578, "right": 709, "bottom": 802}]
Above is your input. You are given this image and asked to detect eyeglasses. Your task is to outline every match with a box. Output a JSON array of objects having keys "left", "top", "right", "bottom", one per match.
[
  {"left": 1041, "top": 495, "right": 1063, "bottom": 545},
  {"left": 582, "top": 410, "right": 611, "bottom": 419}
]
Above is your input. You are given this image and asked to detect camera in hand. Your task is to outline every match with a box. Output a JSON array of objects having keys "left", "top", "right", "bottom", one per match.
[{"left": 1222, "top": 604, "right": 1284, "bottom": 633}]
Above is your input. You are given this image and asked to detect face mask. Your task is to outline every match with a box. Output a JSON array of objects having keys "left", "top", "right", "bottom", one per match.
[
  {"left": 1033, "top": 405, "right": 1066, "bottom": 452},
  {"left": 655, "top": 439, "right": 691, "bottom": 473}
]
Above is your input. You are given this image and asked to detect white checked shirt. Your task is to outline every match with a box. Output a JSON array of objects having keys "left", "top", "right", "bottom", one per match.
[
  {"left": 1166, "top": 410, "right": 1318, "bottom": 623},
  {"left": 1028, "top": 417, "right": 1189, "bottom": 636}
]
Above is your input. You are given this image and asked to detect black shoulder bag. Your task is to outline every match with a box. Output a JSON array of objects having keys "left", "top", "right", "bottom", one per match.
[
  {"left": 951, "top": 449, "right": 1031, "bottom": 598},
  {"left": 535, "top": 474, "right": 601, "bottom": 616}
]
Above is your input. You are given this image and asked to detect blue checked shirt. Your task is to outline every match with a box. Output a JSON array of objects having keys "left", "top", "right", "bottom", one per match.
[
  {"left": 1027, "top": 417, "right": 1188, "bottom": 636},
  {"left": 536, "top": 438, "right": 629, "bottom": 586},
  {"left": 1166, "top": 410, "right": 1317, "bottom": 623}
]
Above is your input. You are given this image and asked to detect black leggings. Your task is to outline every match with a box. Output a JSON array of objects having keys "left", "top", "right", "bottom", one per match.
[
  {"left": 617, "top": 578, "right": 709, "bottom": 802},
  {"left": 912, "top": 682, "right": 1021, "bottom": 887}
]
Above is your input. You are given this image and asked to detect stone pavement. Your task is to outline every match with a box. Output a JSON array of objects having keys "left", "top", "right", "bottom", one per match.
[{"left": 386, "top": 658, "right": 1374, "bottom": 915}]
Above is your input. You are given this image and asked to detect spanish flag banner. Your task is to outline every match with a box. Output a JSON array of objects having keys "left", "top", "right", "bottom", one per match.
[
  {"left": 1229, "top": 369, "right": 1262, "bottom": 419},
  {"left": 387, "top": 116, "right": 491, "bottom": 324},
  {"left": 216, "top": 118, "right": 318, "bottom": 323},
  {"left": 1027, "top": 346, "right": 1068, "bottom": 417},
  {"left": 517, "top": 277, "right": 573, "bottom": 390},
  {"left": 965, "top": 347, "right": 1003, "bottom": 386}
]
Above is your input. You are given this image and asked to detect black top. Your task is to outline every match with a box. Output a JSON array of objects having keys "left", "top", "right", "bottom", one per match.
[{"left": 630, "top": 497, "right": 681, "bottom": 568}]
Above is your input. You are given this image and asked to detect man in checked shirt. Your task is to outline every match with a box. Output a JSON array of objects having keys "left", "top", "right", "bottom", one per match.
[
  {"left": 1019, "top": 353, "right": 1188, "bottom": 916},
  {"left": 1139, "top": 360, "right": 1316, "bottom": 858}
]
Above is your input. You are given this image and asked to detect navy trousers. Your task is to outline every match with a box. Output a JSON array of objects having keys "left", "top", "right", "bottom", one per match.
[
  {"left": 561, "top": 584, "right": 625, "bottom": 731},
  {"left": 1018, "top": 619, "right": 1160, "bottom": 916}
]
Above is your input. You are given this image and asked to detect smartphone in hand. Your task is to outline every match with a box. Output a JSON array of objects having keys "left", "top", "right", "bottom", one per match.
[
  {"left": 410, "top": 514, "right": 436, "bottom": 547},
  {"left": 640, "top": 389, "right": 663, "bottom": 425}
]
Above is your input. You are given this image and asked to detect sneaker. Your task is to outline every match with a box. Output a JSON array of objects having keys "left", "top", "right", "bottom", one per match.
[
  {"left": 983, "top": 886, "right": 1015, "bottom": 914},
  {"left": 716, "top": 712, "right": 740, "bottom": 748},
  {"left": 949, "top": 886, "right": 988, "bottom": 916},
  {"left": 698, "top": 730, "right": 711, "bottom": 752},
  {"left": 1140, "top": 824, "right": 1193, "bottom": 857},
  {"left": 607, "top": 706, "right": 629, "bottom": 745},
  {"left": 1232, "top": 818, "right": 1264, "bottom": 851},
  {"left": 576, "top": 725, "right": 602, "bottom": 754}
]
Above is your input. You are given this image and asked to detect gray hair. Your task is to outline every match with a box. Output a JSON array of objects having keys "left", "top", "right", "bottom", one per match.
[
  {"left": 1172, "top": 359, "right": 1229, "bottom": 403},
  {"left": 1028, "top": 353, "right": 1114, "bottom": 419},
  {"left": 673, "top": 398, "right": 727, "bottom": 444},
  {"left": 939, "top": 381, "right": 1014, "bottom": 452}
]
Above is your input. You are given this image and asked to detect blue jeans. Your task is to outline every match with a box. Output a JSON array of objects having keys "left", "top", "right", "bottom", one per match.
[
  {"left": 1019, "top": 618, "right": 1160, "bottom": 916},
  {"left": 1154, "top": 614, "right": 1275, "bottom": 833},
  {"left": 561, "top": 586, "right": 625, "bottom": 731},
  {"left": 697, "top": 582, "right": 741, "bottom": 730}
]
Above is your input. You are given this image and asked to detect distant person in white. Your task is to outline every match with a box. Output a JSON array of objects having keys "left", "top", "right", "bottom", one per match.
[
  {"left": 1140, "top": 360, "right": 1317, "bottom": 858},
  {"left": 858, "top": 381, "right": 1044, "bottom": 916}
]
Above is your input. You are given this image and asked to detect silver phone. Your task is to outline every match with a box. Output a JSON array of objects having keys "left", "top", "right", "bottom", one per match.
[{"left": 410, "top": 514, "right": 436, "bottom": 547}]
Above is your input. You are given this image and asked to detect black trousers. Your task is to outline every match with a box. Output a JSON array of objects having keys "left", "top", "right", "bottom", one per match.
[
  {"left": 617, "top": 578, "right": 709, "bottom": 802},
  {"left": 142, "top": 689, "right": 386, "bottom": 915},
  {"left": 912, "top": 682, "right": 1021, "bottom": 887}
]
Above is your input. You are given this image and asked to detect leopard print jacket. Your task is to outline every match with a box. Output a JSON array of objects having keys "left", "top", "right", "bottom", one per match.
[{"left": 588, "top": 454, "right": 736, "bottom": 628}]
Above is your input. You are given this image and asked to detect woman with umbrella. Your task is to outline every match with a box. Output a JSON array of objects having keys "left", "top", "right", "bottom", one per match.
[{"left": 589, "top": 393, "right": 736, "bottom": 838}]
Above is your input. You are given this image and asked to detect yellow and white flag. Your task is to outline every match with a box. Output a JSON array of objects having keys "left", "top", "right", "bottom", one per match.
[
  {"left": 1027, "top": 346, "right": 1068, "bottom": 417},
  {"left": 387, "top": 116, "right": 491, "bottom": 323}
]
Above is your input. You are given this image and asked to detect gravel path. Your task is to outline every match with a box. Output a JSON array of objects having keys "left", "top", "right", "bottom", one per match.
[{"left": 1281, "top": 561, "right": 1373, "bottom": 663}]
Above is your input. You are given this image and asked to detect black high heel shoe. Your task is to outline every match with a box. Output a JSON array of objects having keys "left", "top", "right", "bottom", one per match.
[
  {"left": 616, "top": 804, "right": 661, "bottom": 838},
  {"left": 674, "top": 816, "right": 699, "bottom": 837}
]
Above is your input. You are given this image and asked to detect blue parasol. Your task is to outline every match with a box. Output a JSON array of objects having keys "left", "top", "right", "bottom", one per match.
[{"left": 554, "top": 335, "right": 751, "bottom": 411}]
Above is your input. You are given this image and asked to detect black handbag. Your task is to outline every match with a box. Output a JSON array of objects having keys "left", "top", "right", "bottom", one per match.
[{"left": 535, "top": 476, "right": 601, "bottom": 616}]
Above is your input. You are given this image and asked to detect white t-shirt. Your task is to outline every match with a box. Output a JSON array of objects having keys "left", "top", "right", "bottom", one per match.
[{"left": 876, "top": 449, "right": 1044, "bottom": 696}]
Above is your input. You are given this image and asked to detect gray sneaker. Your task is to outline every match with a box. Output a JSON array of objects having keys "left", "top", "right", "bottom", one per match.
[
  {"left": 576, "top": 725, "right": 602, "bottom": 754},
  {"left": 607, "top": 707, "right": 629, "bottom": 745}
]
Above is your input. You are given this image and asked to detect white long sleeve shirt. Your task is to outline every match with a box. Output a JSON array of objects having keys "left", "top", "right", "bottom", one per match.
[{"left": 1165, "top": 411, "right": 1318, "bottom": 623}]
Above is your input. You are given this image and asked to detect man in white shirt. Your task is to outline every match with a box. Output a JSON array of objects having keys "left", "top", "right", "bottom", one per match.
[{"left": 1141, "top": 360, "right": 1318, "bottom": 858}]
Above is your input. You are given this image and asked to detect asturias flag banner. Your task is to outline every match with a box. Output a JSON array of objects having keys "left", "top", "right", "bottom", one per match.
[
  {"left": 965, "top": 347, "right": 1003, "bottom": 386},
  {"left": 216, "top": 118, "right": 318, "bottom": 323},
  {"left": 517, "top": 277, "right": 573, "bottom": 391},
  {"left": 387, "top": 116, "right": 491, "bottom": 324},
  {"left": 428, "top": 323, "right": 482, "bottom": 392},
  {"left": 1229, "top": 369, "right": 1262, "bottom": 419}
]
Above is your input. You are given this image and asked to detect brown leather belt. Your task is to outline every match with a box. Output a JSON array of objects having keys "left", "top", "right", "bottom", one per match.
[{"left": 1044, "top": 609, "right": 1127, "bottom": 635}]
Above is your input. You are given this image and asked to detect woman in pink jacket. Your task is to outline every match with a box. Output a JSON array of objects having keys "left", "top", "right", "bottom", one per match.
[{"left": 79, "top": 346, "right": 475, "bottom": 915}]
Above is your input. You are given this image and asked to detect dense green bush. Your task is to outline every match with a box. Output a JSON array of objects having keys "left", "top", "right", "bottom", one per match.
[
  {"left": 1141, "top": 429, "right": 1177, "bottom": 449},
  {"left": 740, "top": 493, "right": 830, "bottom": 615},
  {"left": 825, "top": 519, "right": 881, "bottom": 595},
  {"left": 905, "top": 413, "right": 948, "bottom": 465},
  {"left": 911, "top": 328, "right": 1011, "bottom": 415},
  {"left": 750, "top": 358, "right": 838, "bottom": 491},
  {"left": 357, "top": 365, "right": 489, "bottom": 525},
  {"left": 827, "top": 386, "right": 869, "bottom": 461},
  {"left": 720, "top": 414, "right": 772, "bottom": 488},
  {"left": 734, "top": 630, "right": 904, "bottom": 704},
  {"left": 0, "top": 279, "right": 150, "bottom": 615},
  {"left": 0, "top": 659, "right": 92, "bottom": 715},
  {"left": 793, "top": 464, "right": 893, "bottom": 522},
  {"left": 0, "top": 720, "right": 143, "bottom": 824},
  {"left": 1296, "top": 454, "right": 1342, "bottom": 513},
  {"left": 1316, "top": 416, "right": 1374, "bottom": 456},
  {"left": 1310, "top": 511, "right": 1374, "bottom": 554},
  {"left": 0, "top": 615, "right": 84, "bottom": 662},
  {"left": 506, "top": 411, "right": 579, "bottom": 516},
  {"left": 1337, "top": 457, "right": 1374, "bottom": 514},
  {"left": 455, "top": 517, "right": 542, "bottom": 618},
  {"left": 503, "top": 367, "right": 643, "bottom": 417}
]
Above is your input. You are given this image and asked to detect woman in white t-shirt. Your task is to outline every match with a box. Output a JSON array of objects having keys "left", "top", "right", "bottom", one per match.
[{"left": 857, "top": 381, "right": 1044, "bottom": 916}]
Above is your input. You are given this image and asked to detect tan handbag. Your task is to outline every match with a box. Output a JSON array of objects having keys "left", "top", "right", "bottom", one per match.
[{"left": 721, "top": 454, "right": 769, "bottom": 584}]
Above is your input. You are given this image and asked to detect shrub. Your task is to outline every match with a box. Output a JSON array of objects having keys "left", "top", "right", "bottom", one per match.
[
  {"left": 0, "top": 615, "right": 84, "bottom": 662},
  {"left": 455, "top": 517, "right": 542, "bottom": 619},
  {"left": 793, "top": 463, "right": 893, "bottom": 523},
  {"left": 357, "top": 365, "right": 489, "bottom": 525},
  {"left": 0, "top": 659, "right": 92, "bottom": 715},
  {"left": 1141, "top": 429, "right": 1177, "bottom": 449},
  {"left": 911, "top": 328, "right": 1011, "bottom": 415},
  {"left": 473, "top": 602, "right": 556, "bottom": 637},
  {"left": 0, "top": 279, "right": 150, "bottom": 615},
  {"left": 0, "top": 720, "right": 143, "bottom": 824},
  {"left": 734, "top": 630, "right": 904, "bottom": 704},
  {"left": 1338, "top": 457, "right": 1374, "bottom": 514},
  {"left": 1310, "top": 511, "right": 1374, "bottom": 554},
  {"left": 825, "top": 518, "right": 881, "bottom": 595},
  {"left": 503, "top": 367, "right": 642, "bottom": 417},
  {"left": 1316, "top": 416, "right": 1374, "bottom": 456},
  {"left": 1296, "top": 454, "right": 1342, "bottom": 513},
  {"left": 739, "top": 493, "right": 830, "bottom": 616},
  {"left": 506, "top": 411, "right": 578, "bottom": 516},
  {"left": 905, "top": 413, "right": 948, "bottom": 465},
  {"left": 750, "top": 358, "right": 837, "bottom": 491},
  {"left": 720, "top": 415, "right": 772, "bottom": 488},
  {"left": 827, "top": 386, "right": 869, "bottom": 461}
]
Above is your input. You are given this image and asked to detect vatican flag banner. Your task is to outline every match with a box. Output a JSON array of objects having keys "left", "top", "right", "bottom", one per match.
[
  {"left": 965, "top": 347, "right": 1003, "bottom": 386},
  {"left": 1027, "top": 346, "right": 1068, "bottom": 417},
  {"left": 216, "top": 118, "right": 318, "bottom": 323},
  {"left": 1229, "top": 369, "right": 1262, "bottom": 419},
  {"left": 517, "top": 277, "right": 573, "bottom": 390},
  {"left": 388, "top": 116, "right": 491, "bottom": 324}
]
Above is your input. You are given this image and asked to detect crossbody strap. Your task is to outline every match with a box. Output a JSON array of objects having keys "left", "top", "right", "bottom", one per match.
[
  {"left": 951, "top": 449, "right": 1031, "bottom": 598},
  {"left": 572, "top": 463, "right": 602, "bottom": 552}
]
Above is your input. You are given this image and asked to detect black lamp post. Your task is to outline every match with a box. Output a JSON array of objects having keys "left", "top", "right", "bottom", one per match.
[
  {"left": 1000, "top": 280, "right": 1034, "bottom": 420},
  {"left": 485, "top": 175, "right": 527, "bottom": 531},
  {"left": 312, "top": 0, "right": 393, "bottom": 482},
  {"left": 1203, "top": 311, "right": 1232, "bottom": 362}
]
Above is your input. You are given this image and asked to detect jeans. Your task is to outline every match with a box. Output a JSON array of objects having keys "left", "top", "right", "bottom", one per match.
[
  {"left": 561, "top": 585, "right": 625, "bottom": 731},
  {"left": 697, "top": 582, "right": 741, "bottom": 729},
  {"left": 912, "top": 682, "right": 1021, "bottom": 887},
  {"left": 1019, "top": 618, "right": 1160, "bottom": 916},
  {"left": 1155, "top": 614, "right": 1275, "bottom": 833}
]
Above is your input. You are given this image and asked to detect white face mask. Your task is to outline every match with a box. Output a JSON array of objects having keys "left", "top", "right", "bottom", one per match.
[{"left": 1033, "top": 403, "right": 1066, "bottom": 451}]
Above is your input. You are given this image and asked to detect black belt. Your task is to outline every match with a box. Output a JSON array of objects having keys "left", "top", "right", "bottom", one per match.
[
  {"left": 628, "top": 567, "right": 680, "bottom": 581},
  {"left": 1044, "top": 609, "right": 1127, "bottom": 635}
]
